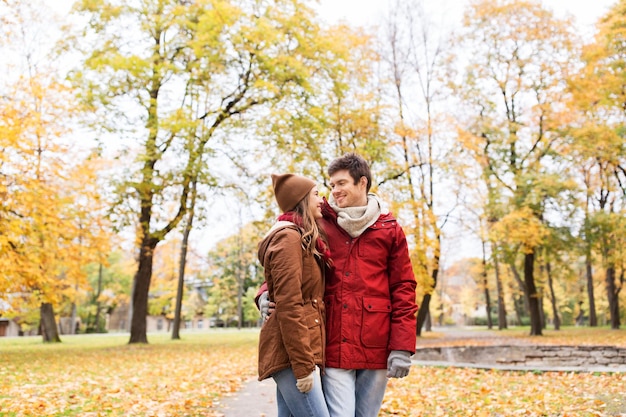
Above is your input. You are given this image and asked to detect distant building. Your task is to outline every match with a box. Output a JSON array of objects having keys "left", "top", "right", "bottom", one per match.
[
  {"left": 58, "top": 317, "right": 82, "bottom": 335},
  {"left": 107, "top": 302, "right": 131, "bottom": 331},
  {"left": 0, "top": 298, "right": 21, "bottom": 337},
  {"left": 0, "top": 318, "right": 20, "bottom": 337},
  {"left": 105, "top": 301, "right": 213, "bottom": 333}
]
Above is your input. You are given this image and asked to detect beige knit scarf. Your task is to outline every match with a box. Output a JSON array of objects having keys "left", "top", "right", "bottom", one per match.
[{"left": 328, "top": 193, "right": 388, "bottom": 238}]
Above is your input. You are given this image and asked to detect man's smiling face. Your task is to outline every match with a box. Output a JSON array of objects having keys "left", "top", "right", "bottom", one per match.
[{"left": 329, "top": 169, "right": 368, "bottom": 208}]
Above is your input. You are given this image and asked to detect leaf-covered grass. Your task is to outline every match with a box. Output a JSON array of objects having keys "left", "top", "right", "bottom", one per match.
[
  {"left": 1, "top": 327, "right": 626, "bottom": 416},
  {"left": 386, "top": 326, "right": 626, "bottom": 416},
  {"left": 382, "top": 366, "right": 626, "bottom": 416},
  {"left": 416, "top": 326, "right": 626, "bottom": 347},
  {"left": 0, "top": 330, "right": 258, "bottom": 416}
]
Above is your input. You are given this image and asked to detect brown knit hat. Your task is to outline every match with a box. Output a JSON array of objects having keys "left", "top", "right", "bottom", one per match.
[{"left": 271, "top": 173, "right": 316, "bottom": 213}]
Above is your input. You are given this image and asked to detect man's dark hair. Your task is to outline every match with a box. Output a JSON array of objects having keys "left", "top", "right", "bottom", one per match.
[{"left": 327, "top": 153, "right": 372, "bottom": 193}]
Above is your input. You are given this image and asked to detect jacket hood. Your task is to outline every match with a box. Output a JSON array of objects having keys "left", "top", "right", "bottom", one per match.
[{"left": 257, "top": 221, "right": 298, "bottom": 265}]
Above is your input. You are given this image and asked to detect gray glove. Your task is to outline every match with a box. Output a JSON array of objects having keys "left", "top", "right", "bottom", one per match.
[
  {"left": 296, "top": 371, "right": 314, "bottom": 393},
  {"left": 387, "top": 350, "right": 412, "bottom": 378},
  {"left": 258, "top": 291, "right": 270, "bottom": 322}
]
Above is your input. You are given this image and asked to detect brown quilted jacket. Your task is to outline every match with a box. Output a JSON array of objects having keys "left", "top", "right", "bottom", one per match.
[{"left": 257, "top": 221, "right": 326, "bottom": 380}]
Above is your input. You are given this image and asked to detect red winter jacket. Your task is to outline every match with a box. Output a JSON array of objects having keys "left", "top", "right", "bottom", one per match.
[
  {"left": 255, "top": 199, "right": 418, "bottom": 370},
  {"left": 319, "top": 199, "right": 417, "bottom": 370}
]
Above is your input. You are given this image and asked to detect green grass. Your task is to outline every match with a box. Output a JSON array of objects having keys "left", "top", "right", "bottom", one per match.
[{"left": 0, "top": 328, "right": 258, "bottom": 350}]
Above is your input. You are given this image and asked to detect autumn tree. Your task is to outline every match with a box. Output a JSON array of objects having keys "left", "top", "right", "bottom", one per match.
[
  {"left": 251, "top": 17, "right": 387, "bottom": 184},
  {"left": 205, "top": 222, "right": 264, "bottom": 327},
  {"left": 0, "top": 0, "right": 110, "bottom": 342},
  {"left": 82, "top": 251, "right": 135, "bottom": 333},
  {"left": 566, "top": 0, "right": 626, "bottom": 329},
  {"left": 377, "top": 0, "right": 458, "bottom": 335},
  {"left": 148, "top": 240, "right": 182, "bottom": 322},
  {"left": 453, "top": 0, "right": 579, "bottom": 335},
  {"left": 66, "top": 0, "right": 356, "bottom": 343},
  {"left": 256, "top": 0, "right": 459, "bottom": 337},
  {"left": 538, "top": 226, "right": 579, "bottom": 330},
  {"left": 455, "top": 120, "right": 512, "bottom": 329},
  {"left": 171, "top": 179, "right": 198, "bottom": 340}
]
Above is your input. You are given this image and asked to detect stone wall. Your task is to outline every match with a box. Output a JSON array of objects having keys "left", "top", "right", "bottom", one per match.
[{"left": 413, "top": 345, "right": 626, "bottom": 371}]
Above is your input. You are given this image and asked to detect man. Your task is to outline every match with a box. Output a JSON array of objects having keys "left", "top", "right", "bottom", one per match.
[{"left": 259, "top": 153, "right": 418, "bottom": 417}]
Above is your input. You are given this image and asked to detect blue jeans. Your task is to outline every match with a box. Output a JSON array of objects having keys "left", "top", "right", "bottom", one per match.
[
  {"left": 273, "top": 367, "right": 330, "bottom": 417},
  {"left": 321, "top": 368, "right": 387, "bottom": 417}
]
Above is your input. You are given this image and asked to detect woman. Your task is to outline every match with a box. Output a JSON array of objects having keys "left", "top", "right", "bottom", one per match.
[{"left": 257, "top": 173, "right": 331, "bottom": 417}]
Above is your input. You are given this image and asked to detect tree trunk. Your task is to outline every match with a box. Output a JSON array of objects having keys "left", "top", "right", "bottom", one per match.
[
  {"left": 537, "top": 293, "right": 546, "bottom": 329},
  {"left": 237, "top": 207, "right": 244, "bottom": 330},
  {"left": 425, "top": 309, "right": 432, "bottom": 332},
  {"left": 416, "top": 293, "right": 432, "bottom": 336},
  {"left": 40, "top": 303, "right": 61, "bottom": 343},
  {"left": 546, "top": 262, "right": 560, "bottom": 330},
  {"left": 237, "top": 278, "right": 243, "bottom": 330},
  {"left": 128, "top": 276, "right": 135, "bottom": 332},
  {"left": 70, "top": 302, "right": 77, "bottom": 335},
  {"left": 586, "top": 258, "right": 597, "bottom": 326},
  {"left": 538, "top": 263, "right": 545, "bottom": 329},
  {"left": 96, "top": 264, "right": 104, "bottom": 333},
  {"left": 95, "top": 263, "right": 103, "bottom": 332},
  {"left": 172, "top": 236, "right": 189, "bottom": 340},
  {"left": 481, "top": 241, "right": 493, "bottom": 329},
  {"left": 513, "top": 295, "right": 523, "bottom": 325},
  {"left": 606, "top": 265, "right": 620, "bottom": 330},
  {"left": 172, "top": 188, "right": 196, "bottom": 340},
  {"left": 129, "top": 237, "right": 158, "bottom": 344},
  {"left": 494, "top": 250, "right": 507, "bottom": 329},
  {"left": 524, "top": 250, "right": 542, "bottom": 336},
  {"left": 417, "top": 261, "right": 438, "bottom": 336},
  {"left": 509, "top": 262, "right": 529, "bottom": 313}
]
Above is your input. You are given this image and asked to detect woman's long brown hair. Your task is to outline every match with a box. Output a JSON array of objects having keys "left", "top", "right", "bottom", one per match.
[{"left": 293, "top": 192, "right": 328, "bottom": 260}]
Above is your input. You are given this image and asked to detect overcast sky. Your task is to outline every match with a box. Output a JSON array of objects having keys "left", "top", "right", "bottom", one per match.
[
  {"left": 47, "top": 0, "right": 618, "bottom": 32},
  {"left": 316, "top": 0, "right": 617, "bottom": 34}
]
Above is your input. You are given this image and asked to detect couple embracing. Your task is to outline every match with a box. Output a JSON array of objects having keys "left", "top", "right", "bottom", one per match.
[{"left": 256, "top": 153, "right": 418, "bottom": 417}]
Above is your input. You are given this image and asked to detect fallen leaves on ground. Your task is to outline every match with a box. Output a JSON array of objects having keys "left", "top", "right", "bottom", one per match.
[
  {"left": 382, "top": 366, "right": 626, "bottom": 416},
  {"left": 0, "top": 331, "right": 258, "bottom": 417},
  {"left": 2, "top": 327, "right": 626, "bottom": 416},
  {"left": 384, "top": 327, "right": 626, "bottom": 416}
]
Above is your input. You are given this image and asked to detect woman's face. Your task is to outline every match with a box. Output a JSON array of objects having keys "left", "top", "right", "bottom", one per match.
[{"left": 308, "top": 186, "right": 323, "bottom": 219}]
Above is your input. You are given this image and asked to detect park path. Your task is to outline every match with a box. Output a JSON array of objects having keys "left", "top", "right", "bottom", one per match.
[
  {"left": 214, "top": 377, "right": 276, "bottom": 417},
  {"left": 212, "top": 327, "right": 489, "bottom": 416}
]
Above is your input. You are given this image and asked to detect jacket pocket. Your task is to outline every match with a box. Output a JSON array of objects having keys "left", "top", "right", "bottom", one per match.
[
  {"left": 361, "top": 297, "right": 391, "bottom": 348},
  {"left": 305, "top": 308, "right": 323, "bottom": 361}
]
